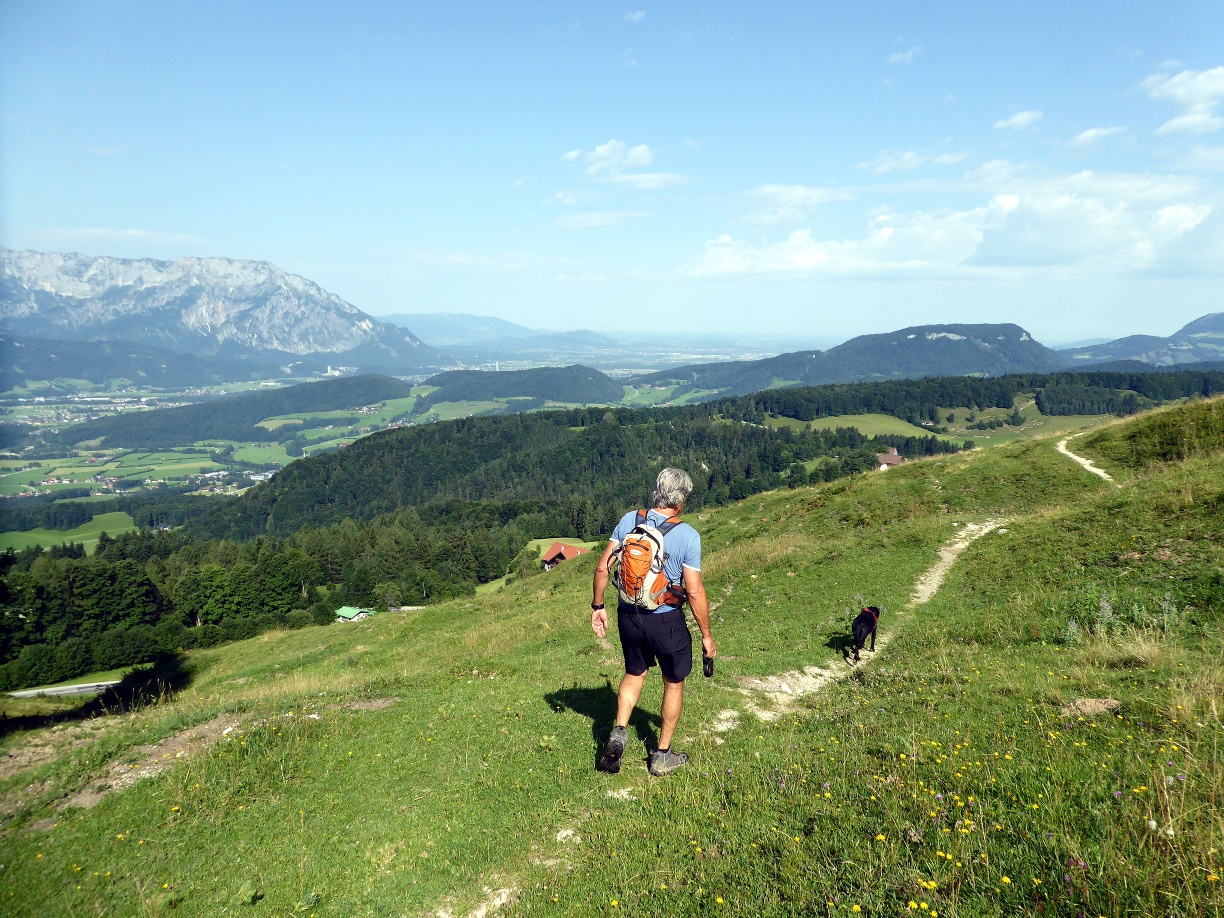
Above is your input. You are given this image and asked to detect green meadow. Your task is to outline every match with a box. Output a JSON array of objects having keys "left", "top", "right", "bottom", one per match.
[
  {"left": 0, "top": 511, "right": 137, "bottom": 553},
  {"left": 1, "top": 399, "right": 1222, "bottom": 916}
]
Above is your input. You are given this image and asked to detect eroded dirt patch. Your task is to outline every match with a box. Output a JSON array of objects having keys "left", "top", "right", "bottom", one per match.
[
  {"left": 1061, "top": 698, "right": 1122, "bottom": 718},
  {"left": 328, "top": 696, "right": 400, "bottom": 712},
  {"left": 0, "top": 718, "right": 114, "bottom": 783},
  {"left": 62, "top": 714, "right": 241, "bottom": 811}
]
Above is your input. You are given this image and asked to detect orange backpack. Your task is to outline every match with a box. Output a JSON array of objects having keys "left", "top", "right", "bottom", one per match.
[{"left": 611, "top": 510, "right": 688, "bottom": 611}]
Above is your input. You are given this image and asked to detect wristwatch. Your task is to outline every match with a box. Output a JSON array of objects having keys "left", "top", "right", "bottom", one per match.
[{"left": 591, "top": 603, "right": 605, "bottom": 611}]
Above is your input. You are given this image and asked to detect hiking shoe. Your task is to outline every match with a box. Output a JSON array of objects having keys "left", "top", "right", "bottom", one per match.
[
  {"left": 596, "top": 725, "right": 628, "bottom": 774},
  {"left": 649, "top": 748, "right": 689, "bottom": 777}
]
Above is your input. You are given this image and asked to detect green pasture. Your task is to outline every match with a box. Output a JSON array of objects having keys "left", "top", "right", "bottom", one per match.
[
  {"left": 232, "top": 443, "right": 291, "bottom": 465},
  {"left": 768, "top": 412, "right": 962, "bottom": 442},
  {"left": 0, "top": 511, "right": 136, "bottom": 554},
  {"left": 2, "top": 407, "right": 1223, "bottom": 916},
  {"left": 423, "top": 399, "right": 507, "bottom": 421},
  {"left": 621, "top": 384, "right": 682, "bottom": 406}
]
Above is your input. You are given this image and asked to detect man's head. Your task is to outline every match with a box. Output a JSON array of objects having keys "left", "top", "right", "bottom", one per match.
[{"left": 653, "top": 467, "right": 693, "bottom": 510}]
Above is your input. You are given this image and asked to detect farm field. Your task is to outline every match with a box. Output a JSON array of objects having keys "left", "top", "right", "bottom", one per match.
[
  {"left": 0, "top": 511, "right": 136, "bottom": 553},
  {"left": 768, "top": 412, "right": 962, "bottom": 441},
  {"left": 2, "top": 400, "right": 1221, "bottom": 915}
]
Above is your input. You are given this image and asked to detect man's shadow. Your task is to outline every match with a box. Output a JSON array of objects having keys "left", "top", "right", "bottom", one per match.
[
  {"left": 0, "top": 651, "right": 192, "bottom": 740},
  {"left": 545, "top": 679, "right": 660, "bottom": 769}
]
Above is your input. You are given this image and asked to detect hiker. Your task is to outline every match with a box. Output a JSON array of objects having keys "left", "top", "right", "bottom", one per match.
[{"left": 590, "top": 467, "right": 716, "bottom": 776}]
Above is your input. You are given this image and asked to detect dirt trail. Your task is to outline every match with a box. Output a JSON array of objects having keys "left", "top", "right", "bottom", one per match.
[
  {"left": 1056, "top": 435, "right": 1117, "bottom": 484},
  {"left": 724, "top": 519, "right": 1007, "bottom": 722}
]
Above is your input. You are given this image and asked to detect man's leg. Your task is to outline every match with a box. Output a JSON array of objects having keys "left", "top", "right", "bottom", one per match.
[
  {"left": 615, "top": 670, "right": 647, "bottom": 727},
  {"left": 657, "top": 677, "right": 684, "bottom": 750}
]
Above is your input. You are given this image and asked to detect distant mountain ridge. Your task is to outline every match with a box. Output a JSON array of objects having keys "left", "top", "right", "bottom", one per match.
[
  {"left": 1061, "top": 313, "right": 1224, "bottom": 366},
  {"left": 381, "top": 313, "right": 537, "bottom": 345},
  {"left": 634, "top": 323, "right": 1069, "bottom": 398},
  {"left": 0, "top": 249, "right": 442, "bottom": 371}
]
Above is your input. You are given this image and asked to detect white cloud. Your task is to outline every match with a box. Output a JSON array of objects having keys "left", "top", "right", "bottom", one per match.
[
  {"left": 625, "top": 11, "right": 645, "bottom": 23},
  {"left": 1156, "top": 112, "right": 1224, "bottom": 136},
  {"left": 563, "top": 139, "right": 684, "bottom": 190},
  {"left": 550, "top": 191, "right": 578, "bottom": 205},
  {"left": 993, "top": 110, "right": 1043, "bottom": 130},
  {"left": 1143, "top": 67, "right": 1224, "bottom": 135},
  {"left": 693, "top": 166, "right": 1214, "bottom": 277},
  {"left": 1071, "top": 126, "right": 1126, "bottom": 147},
  {"left": 888, "top": 45, "right": 923, "bottom": 65},
  {"left": 742, "top": 184, "right": 856, "bottom": 226},
  {"left": 860, "top": 149, "right": 967, "bottom": 174},
  {"left": 1179, "top": 145, "right": 1224, "bottom": 171},
  {"left": 603, "top": 172, "right": 686, "bottom": 190},
  {"left": 865, "top": 150, "right": 928, "bottom": 173},
  {"left": 557, "top": 210, "right": 647, "bottom": 229},
  {"left": 585, "top": 139, "right": 655, "bottom": 176},
  {"left": 561, "top": 149, "right": 582, "bottom": 161}
]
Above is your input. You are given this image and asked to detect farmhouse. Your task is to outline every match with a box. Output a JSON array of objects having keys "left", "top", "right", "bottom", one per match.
[
  {"left": 335, "top": 606, "right": 377, "bottom": 622},
  {"left": 541, "top": 542, "right": 590, "bottom": 571},
  {"left": 876, "top": 447, "right": 905, "bottom": 471}
]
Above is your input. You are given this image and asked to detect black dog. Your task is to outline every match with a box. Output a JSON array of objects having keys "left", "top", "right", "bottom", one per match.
[{"left": 851, "top": 606, "right": 880, "bottom": 663}]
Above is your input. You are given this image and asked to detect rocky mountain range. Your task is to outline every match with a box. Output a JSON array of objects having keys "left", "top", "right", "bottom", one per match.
[{"left": 0, "top": 249, "right": 441, "bottom": 371}]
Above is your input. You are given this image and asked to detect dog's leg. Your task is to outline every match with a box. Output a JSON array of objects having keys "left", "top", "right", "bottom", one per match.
[{"left": 870, "top": 627, "right": 876, "bottom": 653}]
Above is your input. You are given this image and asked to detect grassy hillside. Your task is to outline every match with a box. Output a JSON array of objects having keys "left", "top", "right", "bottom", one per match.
[
  {"left": 1, "top": 400, "right": 1222, "bottom": 916},
  {"left": 0, "top": 511, "right": 135, "bottom": 553}
]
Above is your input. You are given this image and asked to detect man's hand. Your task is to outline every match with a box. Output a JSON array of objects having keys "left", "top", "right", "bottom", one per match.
[
  {"left": 702, "top": 633, "right": 716, "bottom": 659},
  {"left": 591, "top": 607, "right": 608, "bottom": 639}
]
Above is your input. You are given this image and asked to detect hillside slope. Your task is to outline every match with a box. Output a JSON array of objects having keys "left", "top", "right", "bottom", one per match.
[{"left": 1, "top": 400, "right": 1222, "bottom": 916}]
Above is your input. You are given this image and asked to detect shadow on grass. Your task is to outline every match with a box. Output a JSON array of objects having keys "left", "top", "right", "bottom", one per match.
[
  {"left": 825, "top": 633, "right": 856, "bottom": 663},
  {"left": 545, "top": 679, "right": 661, "bottom": 769},
  {"left": 0, "top": 651, "right": 192, "bottom": 740}
]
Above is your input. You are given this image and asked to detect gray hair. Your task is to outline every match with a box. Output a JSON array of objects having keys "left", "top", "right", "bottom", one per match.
[{"left": 653, "top": 467, "right": 694, "bottom": 509}]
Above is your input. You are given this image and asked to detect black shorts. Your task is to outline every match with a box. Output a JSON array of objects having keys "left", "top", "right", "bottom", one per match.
[{"left": 617, "top": 607, "right": 693, "bottom": 682}]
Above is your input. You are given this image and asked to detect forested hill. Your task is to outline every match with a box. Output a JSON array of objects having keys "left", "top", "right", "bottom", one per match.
[
  {"left": 634, "top": 323, "right": 1068, "bottom": 397},
  {"left": 0, "top": 334, "right": 288, "bottom": 391},
  {"left": 54, "top": 374, "right": 412, "bottom": 448},
  {"left": 416, "top": 364, "right": 623, "bottom": 411},
  {"left": 183, "top": 367, "right": 1224, "bottom": 541},
  {"left": 185, "top": 405, "right": 964, "bottom": 541}
]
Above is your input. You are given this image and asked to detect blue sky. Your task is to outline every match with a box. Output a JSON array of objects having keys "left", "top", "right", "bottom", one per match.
[{"left": 2, "top": 1, "right": 1222, "bottom": 345}]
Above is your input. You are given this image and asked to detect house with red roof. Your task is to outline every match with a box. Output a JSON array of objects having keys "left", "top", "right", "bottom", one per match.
[
  {"left": 876, "top": 447, "right": 905, "bottom": 471},
  {"left": 541, "top": 542, "right": 590, "bottom": 570}
]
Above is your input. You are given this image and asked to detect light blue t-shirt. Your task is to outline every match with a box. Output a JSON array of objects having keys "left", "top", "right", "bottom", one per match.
[{"left": 610, "top": 509, "right": 701, "bottom": 613}]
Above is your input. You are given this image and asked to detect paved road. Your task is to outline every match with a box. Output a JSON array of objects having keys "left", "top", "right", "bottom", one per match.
[{"left": 8, "top": 680, "right": 121, "bottom": 698}]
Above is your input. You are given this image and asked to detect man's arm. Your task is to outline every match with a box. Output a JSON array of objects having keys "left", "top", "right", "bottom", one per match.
[
  {"left": 682, "top": 566, "right": 716, "bottom": 658},
  {"left": 590, "top": 540, "right": 617, "bottom": 639}
]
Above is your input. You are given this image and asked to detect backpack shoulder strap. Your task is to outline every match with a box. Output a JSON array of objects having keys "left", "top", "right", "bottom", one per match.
[
  {"left": 655, "top": 515, "right": 682, "bottom": 536},
  {"left": 634, "top": 509, "right": 648, "bottom": 527}
]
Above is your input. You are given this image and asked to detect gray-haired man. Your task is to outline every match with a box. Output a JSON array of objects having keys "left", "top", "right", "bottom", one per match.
[{"left": 590, "top": 467, "right": 716, "bottom": 776}]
